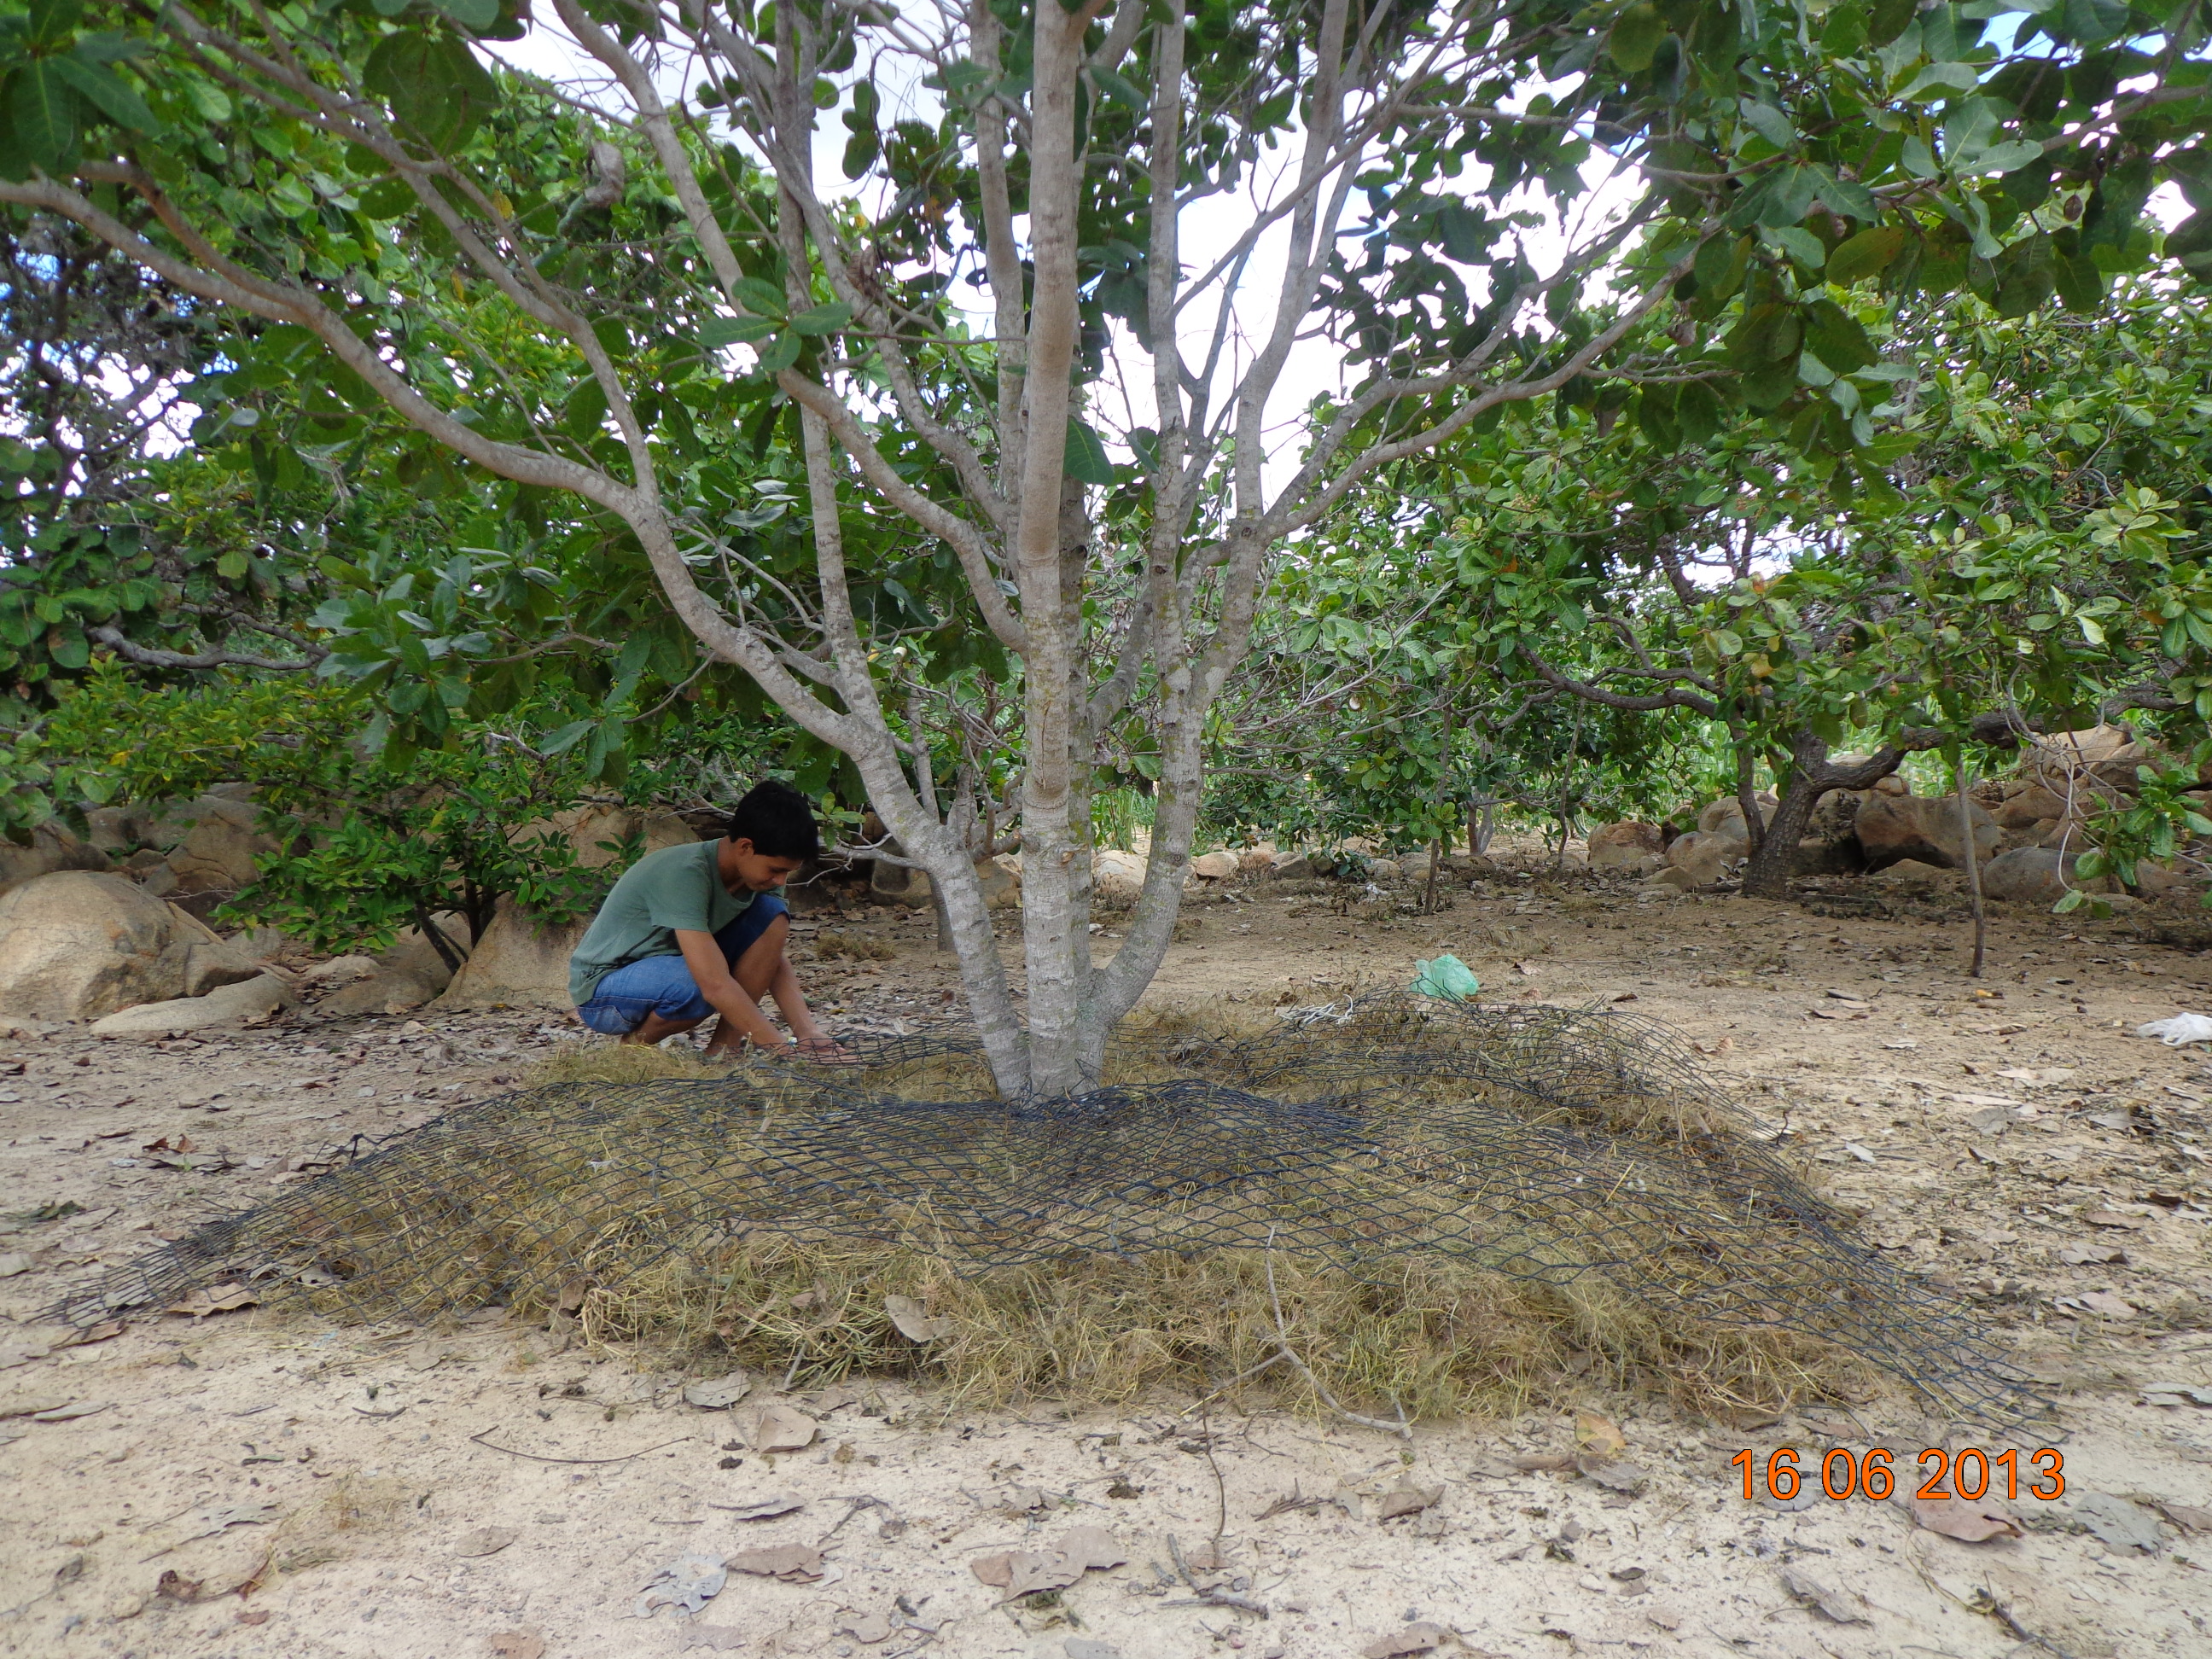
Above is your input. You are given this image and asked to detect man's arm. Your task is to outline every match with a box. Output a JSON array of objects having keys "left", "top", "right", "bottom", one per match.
[{"left": 673, "top": 928, "right": 788, "bottom": 1052}]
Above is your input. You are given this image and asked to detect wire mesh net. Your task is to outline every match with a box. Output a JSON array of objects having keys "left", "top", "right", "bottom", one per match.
[{"left": 58, "top": 993, "right": 2036, "bottom": 1420}]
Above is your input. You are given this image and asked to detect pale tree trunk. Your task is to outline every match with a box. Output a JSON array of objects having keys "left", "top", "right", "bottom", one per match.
[{"left": 9, "top": 0, "right": 1717, "bottom": 1103}]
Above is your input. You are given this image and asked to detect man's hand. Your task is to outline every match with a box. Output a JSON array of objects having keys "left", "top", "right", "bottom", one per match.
[{"left": 792, "top": 1033, "right": 857, "bottom": 1064}]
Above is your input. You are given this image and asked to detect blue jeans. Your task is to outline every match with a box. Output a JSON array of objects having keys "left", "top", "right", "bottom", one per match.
[{"left": 574, "top": 895, "right": 789, "bottom": 1035}]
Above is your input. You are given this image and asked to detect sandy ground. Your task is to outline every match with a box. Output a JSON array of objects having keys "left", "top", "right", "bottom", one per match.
[{"left": 3, "top": 847, "right": 2211, "bottom": 1659}]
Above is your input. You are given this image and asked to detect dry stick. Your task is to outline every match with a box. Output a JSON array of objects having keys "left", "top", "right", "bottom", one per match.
[
  {"left": 466, "top": 1429, "right": 691, "bottom": 1465},
  {"left": 1164, "top": 1533, "right": 1270, "bottom": 1616},
  {"left": 1955, "top": 762, "right": 1988, "bottom": 978},
  {"left": 1262, "top": 1230, "right": 1413, "bottom": 1441}
]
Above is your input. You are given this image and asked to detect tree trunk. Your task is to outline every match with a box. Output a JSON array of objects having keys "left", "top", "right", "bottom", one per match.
[{"left": 1740, "top": 730, "right": 1917, "bottom": 899}]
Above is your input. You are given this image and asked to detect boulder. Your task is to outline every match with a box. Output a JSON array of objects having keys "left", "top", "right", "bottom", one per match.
[
  {"left": 1092, "top": 849, "right": 1146, "bottom": 903},
  {"left": 869, "top": 859, "right": 934, "bottom": 909},
  {"left": 977, "top": 854, "right": 1021, "bottom": 911},
  {"left": 1369, "top": 857, "right": 1403, "bottom": 882},
  {"left": 434, "top": 898, "right": 586, "bottom": 1010},
  {"left": 300, "top": 955, "right": 379, "bottom": 990},
  {"left": 1697, "top": 794, "right": 1777, "bottom": 836},
  {"left": 164, "top": 795, "right": 279, "bottom": 897},
  {"left": 2025, "top": 724, "right": 2144, "bottom": 789},
  {"left": 1268, "top": 851, "right": 1313, "bottom": 881},
  {"left": 1990, "top": 783, "right": 2073, "bottom": 830},
  {"left": 168, "top": 906, "right": 272, "bottom": 998},
  {"left": 1871, "top": 772, "right": 1909, "bottom": 796},
  {"left": 1587, "top": 822, "right": 1664, "bottom": 868},
  {"left": 1664, "top": 830, "right": 1738, "bottom": 887},
  {"left": 0, "top": 873, "right": 215, "bottom": 1022},
  {"left": 1190, "top": 851, "right": 1240, "bottom": 882},
  {"left": 1868, "top": 858, "right": 1959, "bottom": 889},
  {"left": 89, "top": 973, "right": 296, "bottom": 1039},
  {"left": 1806, "top": 789, "right": 1866, "bottom": 842},
  {"left": 1982, "top": 847, "right": 2097, "bottom": 905},
  {"left": 321, "top": 914, "right": 469, "bottom": 1016},
  {"left": 0, "top": 820, "right": 112, "bottom": 896},
  {"left": 1790, "top": 835, "right": 1861, "bottom": 876},
  {"left": 512, "top": 806, "right": 701, "bottom": 871},
  {"left": 1851, "top": 792, "right": 1998, "bottom": 871},
  {"left": 2034, "top": 817, "right": 2093, "bottom": 850}
]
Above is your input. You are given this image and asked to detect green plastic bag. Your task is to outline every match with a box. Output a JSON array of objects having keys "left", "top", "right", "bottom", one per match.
[{"left": 1411, "top": 953, "right": 1481, "bottom": 1002}]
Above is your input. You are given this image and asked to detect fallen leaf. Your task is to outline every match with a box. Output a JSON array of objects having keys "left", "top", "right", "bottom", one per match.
[
  {"left": 2083, "top": 1209, "right": 2147, "bottom": 1230},
  {"left": 2142, "top": 1384, "right": 2212, "bottom": 1408},
  {"left": 682, "top": 1372, "right": 752, "bottom": 1411},
  {"left": 883, "top": 1294, "right": 952, "bottom": 1342},
  {"left": 1362, "top": 1623, "right": 1455, "bottom": 1657},
  {"left": 31, "top": 1400, "right": 108, "bottom": 1423},
  {"left": 2059, "top": 1244, "right": 2124, "bottom": 1266},
  {"left": 970, "top": 1526, "right": 1126, "bottom": 1597},
  {"left": 0, "top": 1395, "right": 71, "bottom": 1420},
  {"left": 836, "top": 1610, "right": 893, "bottom": 1644},
  {"left": 2071, "top": 1290, "right": 2137, "bottom": 1319},
  {"left": 708, "top": 1493, "right": 803, "bottom": 1522},
  {"left": 454, "top": 1527, "right": 517, "bottom": 1558},
  {"left": 166, "top": 1284, "right": 256, "bottom": 1319},
  {"left": 1510, "top": 1452, "right": 1575, "bottom": 1472},
  {"left": 1844, "top": 1142, "right": 1878, "bottom": 1163},
  {"left": 1512, "top": 960, "right": 1540, "bottom": 976},
  {"left": 726, "top": 1543, "right": 824, "bottom": 1582},
  {"left": 1579, "top": 1459, "right": 1650, "bottom": 1495},
  {"left": 679, "top": 1627, "right": 747, "bottom": 1652},
  {"left": 1778, "top": 1564, "right": 1872, "bottom": 1624},
  {"left": 749, "top": 1404, "right": 818, "bottom": 1452},
  {"left": 1377, "top": 1485, "right": 1441, "bottom": 1520},
  {"left": 637, "top": 1551, "right": 729, "bottom": 1617},
  {"left": 182, "top": 1502, "right": 277, "bottom": 1542},
  {"left": 2072, "top": 1492, "right": 2163, "bottom": 1553},
  {"left": 1574, "top": 1411, "right": 1627, "bottom": 1462},
  {"left": 1692, "top": 1037, "right": 1734, "bottom": 1057},
  {"left": 1909, "top": 1492, "right": 2021, "bottom": 1541},
  {"left": 488, "top": 1634, "right": 545, "bottom": 1659},
  {"left": 236, "top": 1610, "right": 271, "bottom": 1627},
  {"left": 154, "top": 1569, "right": 206, "bottom": 1604},
  {"left": 2151, "top": 1499, "right": 2212, "bottom": 1534},
  {"left": 0, "top": 1254, "right": 31, "bottom": 1278}
]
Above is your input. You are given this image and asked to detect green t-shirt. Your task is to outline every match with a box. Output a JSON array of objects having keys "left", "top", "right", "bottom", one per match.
[{"left": 568, "top": 839, "right": 754, "bottom": 1005}]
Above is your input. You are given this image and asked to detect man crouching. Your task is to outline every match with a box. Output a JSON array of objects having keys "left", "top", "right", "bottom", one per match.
[{"left": 569, "top": 780, "right": 842, "bottom": 1058}]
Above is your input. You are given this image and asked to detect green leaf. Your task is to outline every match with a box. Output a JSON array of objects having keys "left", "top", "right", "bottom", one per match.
[
  {"left": 1064, "top": 417, "right": 1115, "bottom": 486},
  {"left": 50, "top": 54, "right": 160, "bottom": 135},
  {"left": 754, "top": 332, "right": 800, "bottom": 374},
  {"left": 364, "top": 30, "right": 500, "bottom": 154},
  {"left": 26, "top": 0, "right": 83, "bottom": 50},
  {"left": 733, "top": 276, "right": 788, "bottom": 318},
  {"left": 700, "top": 313, "right": 778, "bottom": 349},
  {"left": 1738, "top": 98, "right": 1796, "bottom": 152},
  {"left": 788, "top": 301, "right": 853, "bottom": 335},
  {"left": 1826, "top": 226, "right": 1906, "bottom": 284},
  {"left": 357, "top": 175, "right": 417, "bottom": 218},
  {"left": 7, "top": 61, "right": 80, "bottom": 171},
  {"left": 432, "top": 0, "right": 500, "bottom": 30},
  {"left": 1867, "top": 0, "right": 1918, "bottom": 46},
  {"left": 215, "top": 550, "right": 249, "bottom": 579},
  {"left": 1899, "top": 61, "right": 1982, "bottom": 101},
  {"left": 1608, "top": 3, "right": 1668, "bottom": 73},
  {"left": 1091, "top": 65, "right": 1146, "bottom": 111}
]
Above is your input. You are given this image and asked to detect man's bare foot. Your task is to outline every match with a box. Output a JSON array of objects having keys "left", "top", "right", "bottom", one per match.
[{"left": 793, "top": 1035, "right": 856, "bottom": 1063}]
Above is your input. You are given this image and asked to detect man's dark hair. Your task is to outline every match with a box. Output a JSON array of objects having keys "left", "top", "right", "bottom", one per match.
[{"left": 725, "top": 779, "right": 821, "bottom": 861}]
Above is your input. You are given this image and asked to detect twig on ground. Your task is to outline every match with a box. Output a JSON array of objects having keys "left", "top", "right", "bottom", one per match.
[
  {"left": 1263, "top": 1228, "right": 1415, "bottom": 1441},
  {"left": 466, "top": 1429, "right": 691, "bottom": 1465},
  {"left": 1165, "top": 1533, "right": 1270, "bottom": 1617}
]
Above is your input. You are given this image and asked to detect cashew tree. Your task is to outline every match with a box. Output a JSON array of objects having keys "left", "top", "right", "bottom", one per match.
[{"left": 6, "top": 0, "right": 2203, "bottom": 1091}]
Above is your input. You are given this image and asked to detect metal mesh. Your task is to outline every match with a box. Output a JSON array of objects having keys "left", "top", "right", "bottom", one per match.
[{"left": 57, "top": 994, "right": 2035, "bottom": 1419}]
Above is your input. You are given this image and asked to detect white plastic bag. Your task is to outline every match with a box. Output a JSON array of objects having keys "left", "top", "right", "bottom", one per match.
[{"left": 2133, "top": 1013, "right": 2212, "bottom": 1045}]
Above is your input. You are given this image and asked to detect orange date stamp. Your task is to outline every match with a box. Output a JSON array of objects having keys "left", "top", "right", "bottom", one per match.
[{"left": 1732, "top": 1447, "right": 2064, "bottom": 1503}]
